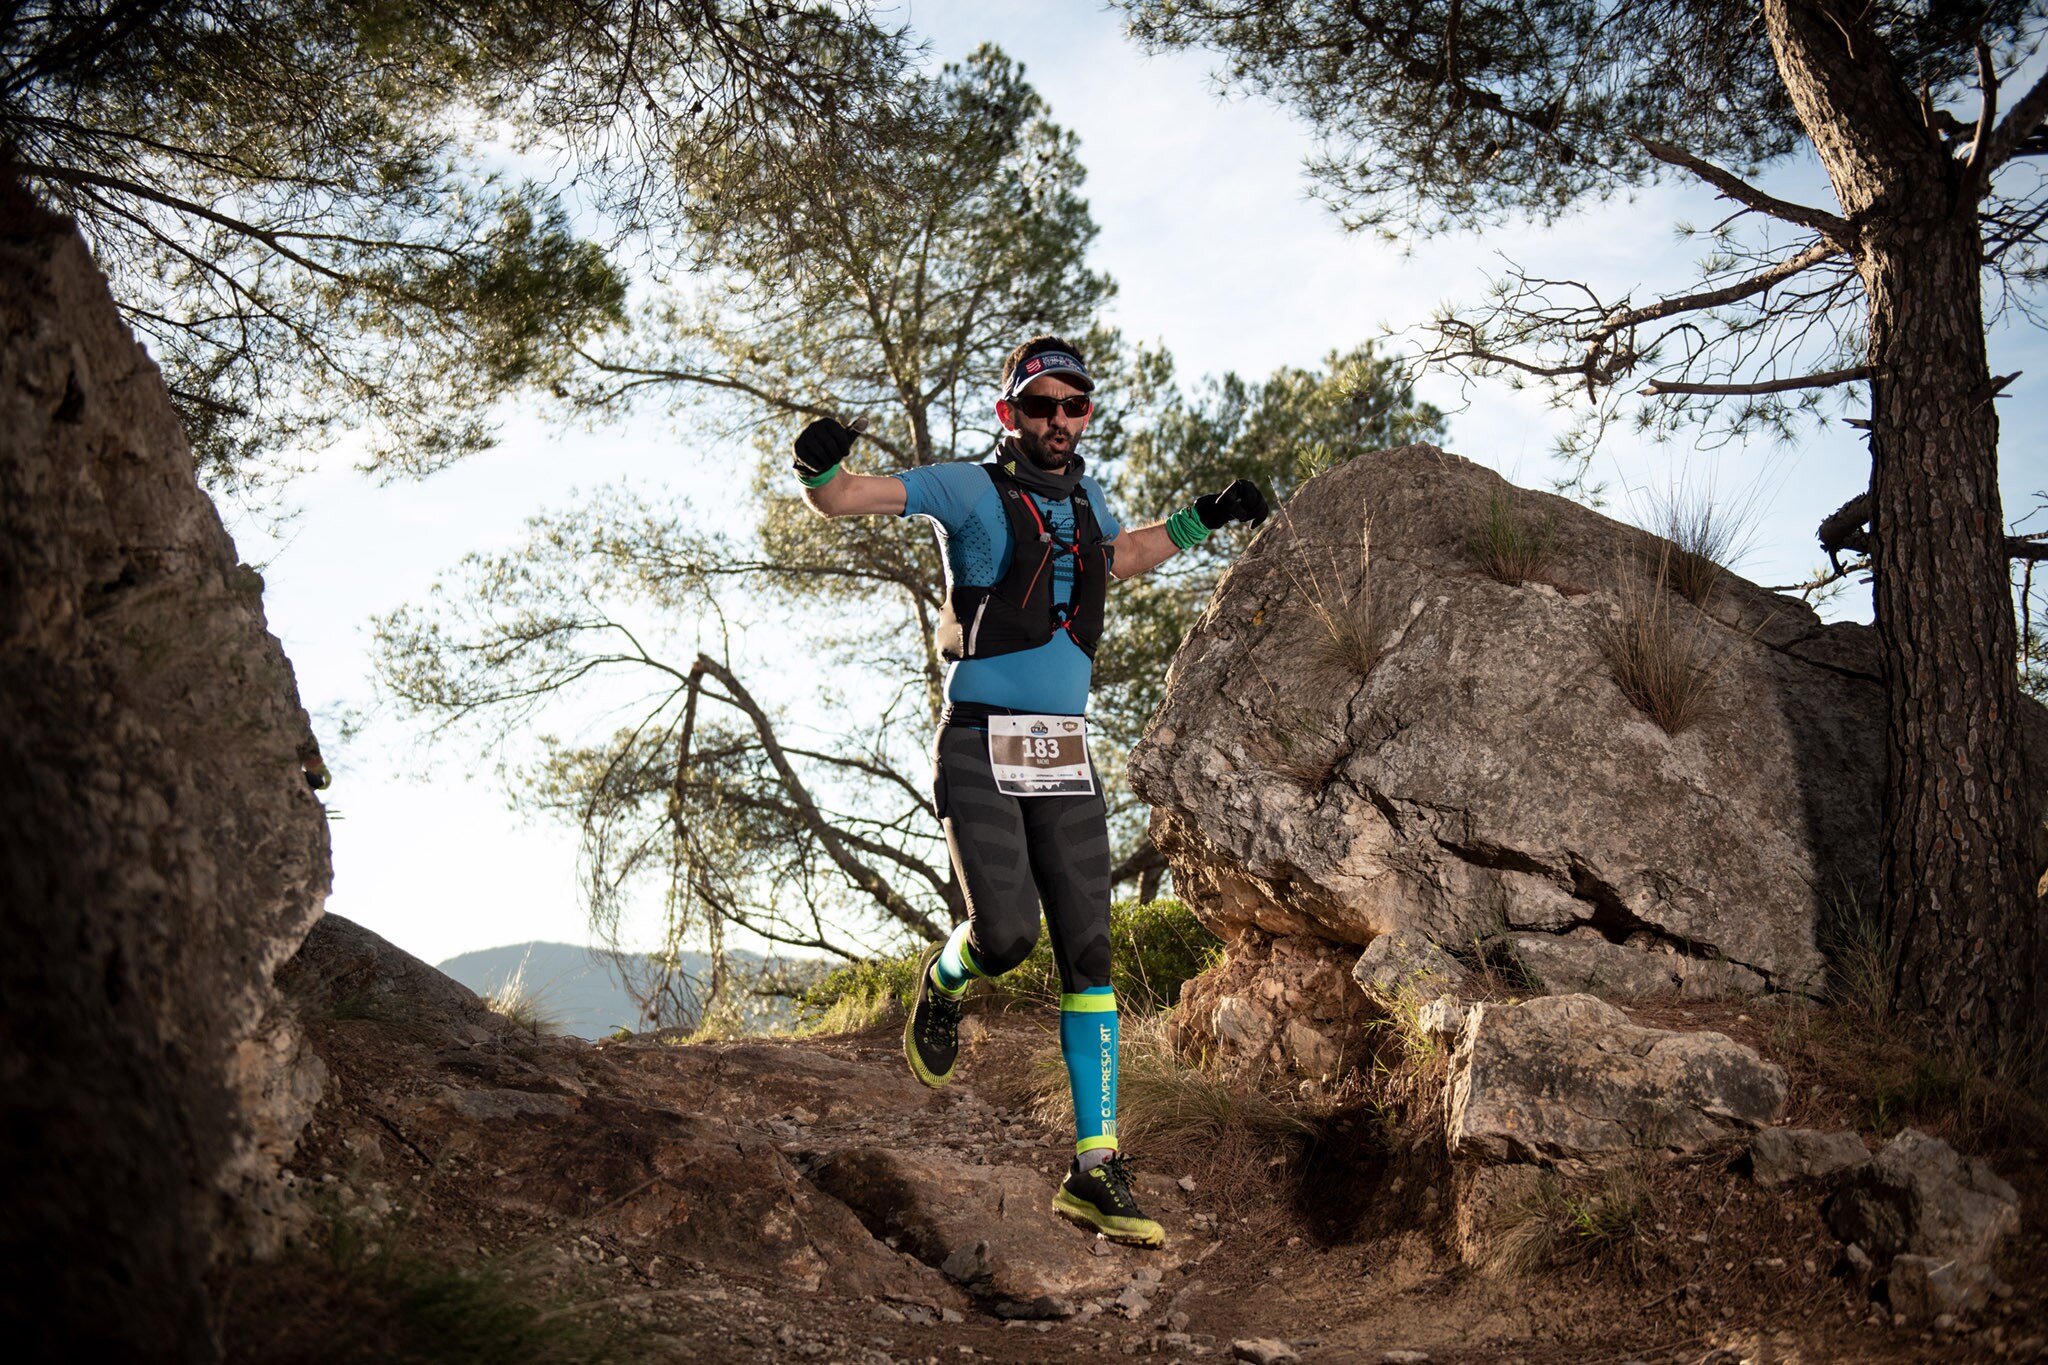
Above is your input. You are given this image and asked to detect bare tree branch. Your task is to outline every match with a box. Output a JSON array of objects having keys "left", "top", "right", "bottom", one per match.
[
  {"left": 1110, "top": 837, "right": 1164, "bottom": 890},
  {"left": 569, "top": 347, "right": 914, "bottom": 465},
  {"left": 1585, "top": 238, "right": 1845, "bottom": 346},
  {"left": 1964, "top": 40, "right": 1999, "bottom": 188},
  {"left": 1634, "top": 136, "right": 1850, "bottom": 241},
  {"left": 689, "top": 654, "right": 945, "bottom": 942},
  {"left": 1640, "top": 365, "right": 1869, "bottom": 397},
  {"left": 1982, "top": 58, "right": 2048, "bottom": 177}
]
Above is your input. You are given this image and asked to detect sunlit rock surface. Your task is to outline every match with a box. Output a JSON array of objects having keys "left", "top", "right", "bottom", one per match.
[{"left": 1133, "top": 442, "right": 1985, "bottom": 1001}]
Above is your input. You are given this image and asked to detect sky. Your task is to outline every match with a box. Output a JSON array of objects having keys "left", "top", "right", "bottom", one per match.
[{"left": 231, "top": 0, "right": 2048, "bottom": 969}]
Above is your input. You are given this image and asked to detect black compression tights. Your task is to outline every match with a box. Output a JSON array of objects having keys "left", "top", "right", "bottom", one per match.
[{"left": 931, "top": 724, "right": 1113, "bottom": 993}]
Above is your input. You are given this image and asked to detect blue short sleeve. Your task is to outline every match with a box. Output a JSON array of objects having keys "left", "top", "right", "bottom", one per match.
[{"left": 895, "top": 463, "right": 990, "bottom": 526}]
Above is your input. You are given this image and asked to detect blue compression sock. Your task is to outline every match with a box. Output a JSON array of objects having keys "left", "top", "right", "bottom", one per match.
[
  {"left": 931, "top": 921, "right": 978, "bottom": 997},
  {"left": 1060, "top": 987, "right": 1119, "bottom": 1166}
]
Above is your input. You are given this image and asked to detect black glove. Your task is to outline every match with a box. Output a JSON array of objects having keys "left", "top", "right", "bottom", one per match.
[
  {"left": 1195, "top": 478, "right": 1270, "bottom": 530},
  {"left": 792, "top": 418, "right": 859, "bottom": 479}
]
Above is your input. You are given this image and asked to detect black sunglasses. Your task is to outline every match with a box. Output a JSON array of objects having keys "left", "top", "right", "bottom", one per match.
[{"left": 1011, "top": 393, "right": 1093, "bottom": 421}]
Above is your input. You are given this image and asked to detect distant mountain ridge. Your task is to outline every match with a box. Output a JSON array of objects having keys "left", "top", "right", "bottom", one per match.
[
  {"left": 434, "top": 942, "right": 706, "bottom": 1039},
  {"left": 434, "top": 941, "right": 810, "bottom": 1039}
]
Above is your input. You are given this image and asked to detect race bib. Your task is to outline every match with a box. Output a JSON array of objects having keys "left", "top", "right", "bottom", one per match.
[{"left": 987, "top": 715, "right": 1094, "bottom": 797}]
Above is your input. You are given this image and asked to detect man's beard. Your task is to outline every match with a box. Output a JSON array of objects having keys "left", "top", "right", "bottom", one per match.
[{"left": 1014, "top": 426, "right": 1075, "bottom": 471}]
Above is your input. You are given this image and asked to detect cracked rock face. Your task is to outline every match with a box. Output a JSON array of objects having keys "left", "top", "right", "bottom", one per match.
[
  {"left": 1169, "top": 933, "right": 1378, "bottom": 1081},
  {"left": 1444, "top": 995, "right": 1788, "bottom": 1163},
  {"left": 1128, "top": 443, "right": 2011, "bottom": 999}
]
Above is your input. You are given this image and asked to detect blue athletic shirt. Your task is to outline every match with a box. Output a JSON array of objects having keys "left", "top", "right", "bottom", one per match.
[{"left": 895, "top": 459, "right": 1123, "bottom": 716}]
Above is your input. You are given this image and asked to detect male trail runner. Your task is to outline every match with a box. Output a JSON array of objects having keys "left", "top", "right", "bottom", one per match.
[{"left": 793, "top": 336, "right": 1267, "bottom": 1247}]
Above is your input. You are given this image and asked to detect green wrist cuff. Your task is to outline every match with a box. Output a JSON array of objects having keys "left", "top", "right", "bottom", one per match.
[
  {"left": 1166, "top": 505, "right": 1213, "bottom": 549},
  {"left": 797, "top": 463, "right": 842, "bottom": 489}
]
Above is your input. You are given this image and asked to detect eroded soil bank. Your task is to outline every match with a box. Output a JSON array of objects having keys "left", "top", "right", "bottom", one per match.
[{"left": 215, "top": 920, "right": 2047, "bottom": 1364}]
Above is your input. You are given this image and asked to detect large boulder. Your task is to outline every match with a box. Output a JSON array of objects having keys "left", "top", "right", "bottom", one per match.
[
  {"left": 1131, "top": 443, "right": 2048, "bottom": 1001},
  {"left": 1442, "top": 994, "right": 1787, "bottom": 1164},
  {"left": 0, "top": 191, "right": 330, "bottom": 1355}
]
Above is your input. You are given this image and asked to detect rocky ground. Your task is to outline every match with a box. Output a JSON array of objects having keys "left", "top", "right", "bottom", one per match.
[{"left": 212, "top": 919, "right": 2047, "bottom": 1364}]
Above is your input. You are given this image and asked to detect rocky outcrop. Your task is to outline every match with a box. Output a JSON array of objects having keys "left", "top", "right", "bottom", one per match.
[
  {"left": 0, "top": 191, "right": 330, "bottom": 1355},
  {"left": 1748, "top": 1127, "right": 1870, "bottom": 1188},
  {"left": 813, "top": 1148, "right": 1137, "bottom": 1316},
  {"left": 1130, "top": 443, "right": 2048, "bottom": 1006},
  {"left": 1826, "top": 1128, "right": 2021, "bottom": 1320},
  {"left": 1168, "top": 932, "right": 1378, "bottom": 1081},
  {"left": 280, "top": 911, "right": 513, "bottom": 1049},
  {"left": 1441, "top": 995, "right": 1787, "bottom": 1165}
]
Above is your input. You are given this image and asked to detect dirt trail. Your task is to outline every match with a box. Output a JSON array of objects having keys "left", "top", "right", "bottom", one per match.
[{"left": 217, "top": 930, "right": 2046, "bottom": 1364}]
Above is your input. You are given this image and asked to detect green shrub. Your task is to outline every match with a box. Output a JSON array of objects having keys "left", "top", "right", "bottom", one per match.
[
  {"left": 793, "top": 947, "right": 927, "bottom": 1031},
  {"left": 993, "top": 898, "right": 1222, "bottom": 1012},
  {"left": 794, "top": 899, "right": 1221, "bottom": 1030}
]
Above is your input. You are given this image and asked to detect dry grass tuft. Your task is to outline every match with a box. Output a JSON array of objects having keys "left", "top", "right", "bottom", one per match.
[
  {"left": 1468, "top": 487, "right": 1558, "bottom": 586},
  {"left": 1817, "top": 884, "right": 1894, "bottom": 1026},
  {"left": 481, "top": 954, "right": 561, "bottom": 1037},
  {"left": 1642, "top": 476, "right": 1761, "bottom": 607},
  {"left": 1765, "top": 996, "right": 2048, "bottom": 1152},
  {"left": 1279, "top": 509, "right": 1384, "bottom": 678},
  {"left": 1599, "top": 546, "right": 1725, "bottom": 734},
  {"left": 1487, "top": 1162, "right": 1658, "bottom": 1277}
]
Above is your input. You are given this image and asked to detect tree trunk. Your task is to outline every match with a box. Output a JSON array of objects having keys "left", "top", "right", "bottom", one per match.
[
  {"left": 1766, "top": 0, "right": 2037, "bottom": 1056},
  {"left": 1864, "top": 224, "right": 2034, "bottom": 1052}
]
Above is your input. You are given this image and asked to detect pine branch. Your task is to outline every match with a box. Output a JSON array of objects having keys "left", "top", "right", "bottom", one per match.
[
  {"left": 1639, "top": 365, "right": 1869, "bottom": 397},
  {"left": 1982, "top": 59, "right": 2048, "bottom": 179},
  {"left": 1584, "top": 238, "right": 1844, "bottom": 346},
  {"left": 1633, "top": 137, "right": 1850, "bottom": 242}
]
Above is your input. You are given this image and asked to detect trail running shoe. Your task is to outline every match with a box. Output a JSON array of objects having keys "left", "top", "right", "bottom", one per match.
[
  {"left": 903, "top": 944, "right": 962, "bottom": 1087},
  {"left": 1052, "top": 1154, "right": 1165, "bottom": 1247}
]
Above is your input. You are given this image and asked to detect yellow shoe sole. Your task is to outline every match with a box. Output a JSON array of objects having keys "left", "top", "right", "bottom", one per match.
[
  {"left": 1052, "top": 1189, "right": 1164, "bottom": 1247},
  {"left": 902, "top": 947, "right": 955, "bottom": 1088}
]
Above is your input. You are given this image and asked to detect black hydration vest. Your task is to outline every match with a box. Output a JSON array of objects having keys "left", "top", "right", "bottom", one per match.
[{"left": 933, "top": 463, "right": 1110, "bottom": 662}]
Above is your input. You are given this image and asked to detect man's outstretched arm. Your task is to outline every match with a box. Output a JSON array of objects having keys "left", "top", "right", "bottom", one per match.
[
  {"left": 793, "top": 418, "right": 907, "bottom": 517},
  {"left": 805, "top": 468, "right": 907, "bottom": 517},
  {"left": 1109, "top": 479, "right": 1270, "bottom": 581},
  {"left": 1108, "top": 522, "right": 1179, "bottom": 579}
]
